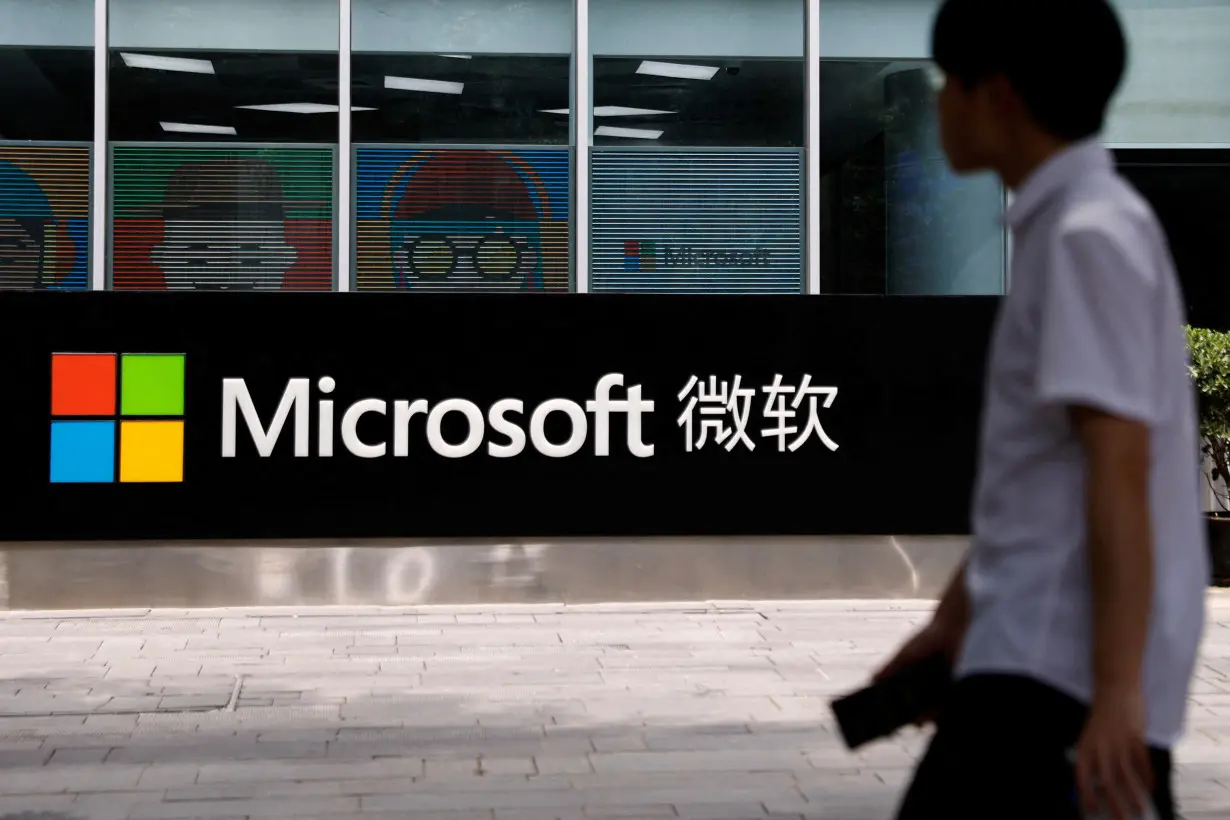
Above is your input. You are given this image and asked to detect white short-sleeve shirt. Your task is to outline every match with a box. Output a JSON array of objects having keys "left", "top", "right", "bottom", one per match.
[{"left": 956, "top": 139, "right": 1209, "bottom": 748}]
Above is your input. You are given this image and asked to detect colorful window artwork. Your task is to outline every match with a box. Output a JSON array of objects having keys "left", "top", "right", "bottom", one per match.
[
  {"left": 0, "top": 146, "right": 90, "bottom": 291},
  {"left": 110, "top": 146, "right": 334, "bottom": 291},
  {"left": 354, "top": 148, "right": 570, "bottom": 291}
]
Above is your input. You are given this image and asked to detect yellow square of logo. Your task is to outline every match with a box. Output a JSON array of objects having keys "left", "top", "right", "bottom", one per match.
[{"left": 119, "top": 421, "right": 184, "bottom": 483}]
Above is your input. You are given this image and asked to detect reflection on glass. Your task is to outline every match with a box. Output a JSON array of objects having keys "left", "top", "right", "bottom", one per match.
[
  {"left": 352, "top": 54, "right": 570, "bottom": 145},
  {"left": 107, "top": 0, "right": 338, "bottom": 291},
  {"left": 593, "top": 57, "right": 803, "bottom": 148},
  {"left": 820, "top": 60, "right": 1004, "bottom": 296},
  {"left": 108, "top": 51, "right": 341, "bottom": 143},
  {"left": 1116, "top": 149, "right": 1230, "bottom": 330},
  {"left": 589, "top": 0, "right": 805, "bottom": 294},
  {"left": 1105, "top": 1, "right": 1230, "bottom": 145},
  {"left": 350, "top": 1, "right": 573, "bottom": 291}
]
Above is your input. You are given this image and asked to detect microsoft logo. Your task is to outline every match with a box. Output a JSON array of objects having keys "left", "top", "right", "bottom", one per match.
[
  {"left": 623, "top": 240, "right": 657, "bottom": 272},
  {"left": 50, "top": 353, "right": 186, "bottom": 484}
]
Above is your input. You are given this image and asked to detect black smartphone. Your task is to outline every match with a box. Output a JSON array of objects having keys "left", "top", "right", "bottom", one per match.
[{"left": 830, "top": 651, "right": 953, "bottom": 751}]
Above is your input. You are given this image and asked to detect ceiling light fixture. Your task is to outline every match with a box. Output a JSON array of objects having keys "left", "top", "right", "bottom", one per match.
[
  {"left": 541, "top": 107, "right": 675, "bottom": 117},
  {"left": 595, "top": 106, "right": 674, "bottom": 117},
  {"left": 237, "top": 103, "right": 376, "bottom": 114},
  {"left": 121, "top": 52, "right": 215, "bottom": 75},
  {"left": 385, "top": 76, "right": 465, "bottom": 95},
  {"left": 636, "top": 60, "right": 720, "bottom": 81},
  {"left": 595, "top": 125, "right": 664, "bottom": 140},
  {"left": 160, "top": 122, "right": 237, "bottom": 136}
]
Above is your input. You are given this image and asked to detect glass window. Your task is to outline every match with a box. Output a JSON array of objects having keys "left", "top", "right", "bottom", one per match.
[
  {"left": 819, "top": 1, "right": 1003, "bottom": 296},
  {"left": 589, "top": 0, "right": 805, "bottom": 294},
  {"left": 819, "top": 58, "right": 1005, "bottom": 295},
  {"left": 108, "top": 0, "right": 339, "bottom": 291},
  {"left": 0, "top": 0, "right": 93, "bottom": 290},
  {"left": 1105, "top": 6, "right": 1230, "bottom": 337},
  {"left": 1116, "top": 149, "right": 1230, "bottom": 329},
  {"left": 818, "top": 0, "right": 940, "bottom": 61},
  {"left": 1106, "top": 1, "right": 1230, "bottom": 146},
  {"left": 351, "top": 0, "right": 572, "bottom": 292}
]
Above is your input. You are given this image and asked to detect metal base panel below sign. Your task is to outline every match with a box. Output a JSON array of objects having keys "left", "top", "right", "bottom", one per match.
[{"left": 0, "top": 536, "right": 968, "bottom": 610}]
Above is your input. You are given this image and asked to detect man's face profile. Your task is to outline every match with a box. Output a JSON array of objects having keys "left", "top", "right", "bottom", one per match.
[{"left": 936, "top": 72, "right": 1016, "bottom": 176}]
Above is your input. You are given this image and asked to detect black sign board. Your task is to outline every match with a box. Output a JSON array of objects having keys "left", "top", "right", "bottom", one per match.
[{"left": 0, "top": 292, "right": 997, "bottom": 541}]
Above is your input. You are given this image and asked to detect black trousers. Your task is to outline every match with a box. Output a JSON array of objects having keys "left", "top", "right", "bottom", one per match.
[{"left": 895, "top": 674, "right": 1175, "bottom": 820}]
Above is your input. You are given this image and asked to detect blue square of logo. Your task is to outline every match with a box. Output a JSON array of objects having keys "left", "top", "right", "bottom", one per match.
[
  {"left": 624, "top": 254, "right": 640, "bottom": 272},
  {"left": 50, "top": 421, "right": 116, "bottom": 483}
]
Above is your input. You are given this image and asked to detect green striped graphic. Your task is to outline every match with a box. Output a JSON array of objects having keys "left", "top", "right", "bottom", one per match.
[{"left": 111, "top": 146, "right": 334, "bottom": 218}]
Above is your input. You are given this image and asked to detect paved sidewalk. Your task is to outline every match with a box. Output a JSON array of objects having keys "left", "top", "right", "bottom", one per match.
[{"left": 0, "top": 598, "right": 1228, "bottom": 820}]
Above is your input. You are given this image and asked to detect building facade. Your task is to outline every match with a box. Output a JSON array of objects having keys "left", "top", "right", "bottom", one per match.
[
  {"left": 0, "top": 1, "right": 1228, "bottom": 548},
  {"left": 1, "top": 0, "right": 1224, "bottom": 304}
]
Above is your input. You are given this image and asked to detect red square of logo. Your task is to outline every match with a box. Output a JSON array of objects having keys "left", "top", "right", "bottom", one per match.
[{"left": 51, "top": 354, "right": 117, "bottom": 417}]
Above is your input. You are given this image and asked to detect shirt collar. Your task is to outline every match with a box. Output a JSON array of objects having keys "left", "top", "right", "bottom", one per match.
[{"left": 1003, "top": 138, "right": 1113, "bottom": 230}]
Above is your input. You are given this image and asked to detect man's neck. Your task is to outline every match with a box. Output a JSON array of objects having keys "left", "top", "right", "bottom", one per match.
[{"left": 998, "top": 134, "right": 1075, "bottom": 191}]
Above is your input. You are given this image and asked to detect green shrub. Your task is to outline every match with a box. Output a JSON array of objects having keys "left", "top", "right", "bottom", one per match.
[{"left": 1185, "top": 326, "right": 1230, "bottom": 511}]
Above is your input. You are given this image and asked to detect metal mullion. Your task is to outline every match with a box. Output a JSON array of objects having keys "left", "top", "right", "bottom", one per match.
[
  {"left": 92, "top": 0, "right": 108, "bottom": 290},
  {"left": 806, "top": 0, "right": 820, "bottom": 294},
  {"left": 574, "top": 0, "right": 591, "bottom": 293},
  {"left": 338, "top": 0, "right": 352, "bottom": 292}
]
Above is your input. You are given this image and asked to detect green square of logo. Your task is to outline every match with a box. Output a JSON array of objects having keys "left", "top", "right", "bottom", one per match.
[{"left": 121, "top": 354, "right": 185, "bottom": 416}]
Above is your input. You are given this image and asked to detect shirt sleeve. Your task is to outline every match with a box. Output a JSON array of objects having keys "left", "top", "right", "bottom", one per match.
[{"left": 1035, "top": 218, "right": 1160, "bottom": 424}]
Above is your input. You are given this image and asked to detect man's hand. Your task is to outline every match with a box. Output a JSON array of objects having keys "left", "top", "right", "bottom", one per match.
[
  {"left": 1075, "top": 686, "right": 1153, "bottom": 820},
  {"left": 873, "top": 561, "right": 969, "bottom": 726},
  {"left": 873, "top": 618, "right": 961, "bottom": 727}
]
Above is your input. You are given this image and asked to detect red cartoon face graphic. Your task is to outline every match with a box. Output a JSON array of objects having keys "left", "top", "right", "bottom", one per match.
[{"left": 145, "top": 159, "right": 309, "bottom": 291}]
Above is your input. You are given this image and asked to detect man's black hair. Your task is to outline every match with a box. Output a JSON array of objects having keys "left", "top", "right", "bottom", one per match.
[{"left": 931, "top": 0, "right": 1128, "bottom": 142}]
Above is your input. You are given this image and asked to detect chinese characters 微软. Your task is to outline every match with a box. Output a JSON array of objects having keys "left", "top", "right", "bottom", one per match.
[{"left": 676, "top": 374, "right": 839, "bottom": 453}]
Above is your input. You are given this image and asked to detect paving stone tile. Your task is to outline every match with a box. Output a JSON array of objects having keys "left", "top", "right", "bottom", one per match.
[
  {"left": 589, "top": 749, "right": 809, "bottom": 774},
  {"left": 48, "top": 746, "right": 110, "bottom": 764},
  {"left": 534, "top": 755, "right": 594, "bottom": 775},
  {"left": 582, "top": 807, "right": 676, "bottom": 819},
  {"left": 129, "top": 795, "right": 362, "bottom": 818},
  {"left": 0, "top": 794, "right": 77, "bottom": 813},
  {"left": 0, "top": 746, "right": 52, "bottom": 766},
  {"left": 673, "top": 804, "right": 771, "bottom": 819}
]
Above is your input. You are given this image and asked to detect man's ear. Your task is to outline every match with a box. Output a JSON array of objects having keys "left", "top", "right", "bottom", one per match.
[{"left": 984, "top": 73, "right": 1025, "bottom": 122}]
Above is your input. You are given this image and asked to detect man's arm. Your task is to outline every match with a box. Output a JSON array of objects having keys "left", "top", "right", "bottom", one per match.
[
  {"left": 1072, "top": 405, "right": 1153, "bottom": 702},
  {"left": 1035, "top": 223, "right": 1159, "bottom": 698},
  {"left": 873, "top": 558, "right": 969, "bottom": 683},
  {"left": 933, "top": 557, "right": 971, "bottom": 638},
  {"left": 1032, "top": 222, "right": 1159, "bottom": 818},
  {"left": 1071, "top": 405, "right": 1155, "bottom": 818}
]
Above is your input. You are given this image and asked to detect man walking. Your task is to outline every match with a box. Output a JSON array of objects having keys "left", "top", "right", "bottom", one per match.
[{"left": 877, "top": 2, "right": 1210, "bottom": 818}]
